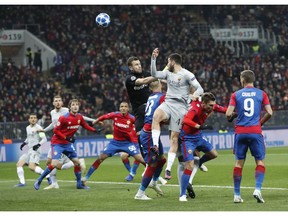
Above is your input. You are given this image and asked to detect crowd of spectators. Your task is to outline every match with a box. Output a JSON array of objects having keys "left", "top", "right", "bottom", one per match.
[{"left": 1, "top": 5, "right": 288, "bottom": 134}]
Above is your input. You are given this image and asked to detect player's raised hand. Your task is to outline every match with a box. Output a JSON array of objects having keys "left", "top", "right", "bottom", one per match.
[{"left": 152, "top": 48, "right": 159, "bottom": 59}]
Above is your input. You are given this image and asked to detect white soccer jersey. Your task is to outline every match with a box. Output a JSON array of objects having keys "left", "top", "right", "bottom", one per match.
[
  {"left": 44, "top": 107, "right": 69, "bottom": 132},
  {"left": 24, "top": 124, "right": 47, "bottom": 148},
  {"left": 151, "top": 59, "right": 203, "bottom": 102}
]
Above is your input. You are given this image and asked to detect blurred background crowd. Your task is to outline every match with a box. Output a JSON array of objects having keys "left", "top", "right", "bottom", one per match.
[{"left": 0, "top": 5, "right": 288, "bottom": 139}]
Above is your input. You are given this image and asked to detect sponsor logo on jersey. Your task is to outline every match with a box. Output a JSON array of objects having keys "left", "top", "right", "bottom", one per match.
[
  {"left": 115, "top": 122, "right": 129, "bottom": 128},
  {"left": 134, "top": 84, "right": 147, "bottom": 90},
  {"left": 67, "top": 125, "right": 80, "bottom": 129}
]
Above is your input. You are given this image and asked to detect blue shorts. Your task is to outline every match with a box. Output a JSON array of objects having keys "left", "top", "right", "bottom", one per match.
[
  {"left": 140, "top": 129, "right": 164, "bottom": 164},
  {"left": 51, "top": 143, "right": 78, "bottom": 160},
  {"left": 103, "top": 139, "right": 141, "bottom": 157},
  {"left": 234, "top": 133, "right": 265, "bottom": 160},
  {"left": 180, "top": 131, "right": 213, "bottom": 162}
]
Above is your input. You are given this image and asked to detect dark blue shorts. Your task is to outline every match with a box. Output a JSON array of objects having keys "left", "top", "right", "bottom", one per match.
[{"left": 234, "top": 133, "right": 265, "bottom": 160}]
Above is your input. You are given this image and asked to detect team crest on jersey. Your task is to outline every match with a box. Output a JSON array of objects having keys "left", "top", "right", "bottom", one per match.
[
  {"left": 68, "top": 121, "right": 71, "bottom": 124},
  {"left": 78, "top": 120, "right": 80, "bottom": 124},
  {"left": 188, "top": 149, "right": 193, "bottom": 154},
  {"left": 56, "top": 121, "right": 60, "bottom": 126},
  {"left": 131, "top": 76, "right": 136, "bottom": 81},
  {"left": 127, "top": 120, "right": 130, "bottom": 125},
  {"left": 54, "top": 151, "right": 58, "bottom": 155}
]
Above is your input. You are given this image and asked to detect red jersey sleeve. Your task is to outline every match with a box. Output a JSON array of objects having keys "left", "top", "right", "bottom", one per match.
[
  {"left": 183, "top": 109, "right": 198, "bottom": 128},
  {"left": 97, "top": 112, "right": 115, "bottom": 121},
  {"left": 213, "top": 104, "right": 227, "bottom": 113},
  {"left": 262, "top": 91, "right": 270, "bottom": 106},
  {"left": 229, "top": 93, "right": 236, "bottom": 106},
  {"left": 53, "top": 116, "right": 67, "bottom": 139},
  {"left": 79, "top": 115, "right": 96, "bottom": 132}
]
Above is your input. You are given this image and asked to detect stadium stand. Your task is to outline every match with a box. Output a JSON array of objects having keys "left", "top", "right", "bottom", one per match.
[{"left": 0, "top": 5, "right": 288, "bottom": 138}]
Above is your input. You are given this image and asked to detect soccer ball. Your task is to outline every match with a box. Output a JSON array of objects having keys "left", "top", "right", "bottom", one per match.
[{"left": 95, "top": 13, "right": 110, "bottom": 28}]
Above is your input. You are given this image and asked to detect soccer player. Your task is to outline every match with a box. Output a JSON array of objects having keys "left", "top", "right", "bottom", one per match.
[
  {"left": 15, "top": 114, "right": 51, "bottom": 187},
  {"left": 40, "top": 95, "right": 95, "bottom": 189},
  {"left": 135, "top": 80, "right": 167, "bottom": 200},
  {"left": 33, "top": 99, "right": 99, "bottom": 190},
  {"left": 150, "top": 48, "right": 204, "bottom": 180},
  {"left": 178, "top": 92, "right": 234, "bottom": 201},
  {"left": 124, "top": 56, "right": 157, "bottom": 181},
  {"left": 82, "top": 102, "right": 146, "bottom": 185},
  {"left": 226, "top": 70, "right": 273, "bottom": 204}
]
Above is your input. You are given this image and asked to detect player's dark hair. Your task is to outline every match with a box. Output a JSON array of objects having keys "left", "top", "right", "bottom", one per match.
[
  {"left": 202, "top": 92, "right": 216, "bottom": 104},
  {"left": 127, "top": 56, "right": 139, "bottom": 67},
  {"left": 168, "top": 53, "right": 182, "bottom": 65},
  {"left": 53, "top": 95, "right": 62, "bottom": 100},
  {"left": 241, "top": 70, "right": 255, "bottom": 83},
  {"left": 68, "top": 99, "right": 80, "bottom": 109},
  {"left": 29, "top": 113, "right": 37, "bottom": 117}
]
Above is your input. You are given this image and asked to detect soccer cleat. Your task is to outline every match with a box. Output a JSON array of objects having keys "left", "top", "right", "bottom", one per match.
[
  {"left": 47, "top": 177, "right": 52, "bottom": 185},
  {"left": 200, "top": 164, "right": 208, "bottom": 172},
  {"left": 186, "top": 183, "right": 196, "bottom": 199},
  {"left": 134, "top": 194, "right": 152, "bottom": 200},
  {"left": 44, "top": 182, "right": 59, "bottom": 190},
  {"left": 125, "top": 174, "right": 134, "bottom": 181},
  {"left": 149, "top": 182, "right": 164, "bottom": 196},
  {"left": 253, "top": 190, "right": 265, "bottom": 203},
  {"left": 179, "top": 195, "right": 187, "bottom": 202},
  {"left": 164, "top": 170, "right": 172, "bottom": 180},
  {"left": 158, "top": 177, "right": 167, "bottom": 185},
  {"left": 14, "top": 183, "right": 26, "bottom": 187},
  {"left": 234, "top": 195, "right": 244, "bottom": 203},
  {"left": 34, "top": 180, "right": 41, "bottom": 190},
  {"left": 77, "top": 183, "right": 90, "bottom": 190}
]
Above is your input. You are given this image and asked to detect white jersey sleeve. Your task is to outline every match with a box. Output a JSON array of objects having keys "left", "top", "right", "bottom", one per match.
[
  {"left": 44, "top": 107, "right": 69, "bottom": 132},
  {"left": 26, "top": 124, "right": 46, "bottom": 148}
]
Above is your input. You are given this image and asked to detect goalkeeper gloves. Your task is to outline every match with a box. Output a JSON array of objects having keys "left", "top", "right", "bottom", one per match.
[
  {"left": 150, "top": 145, "right": 159, "bottom": 157},
  {"left": 32, "top": 144, "right": 41, "bottom": 151},
  {"left": 20, "top": 142, "right": 27, "bottom": 151},
  {"left": 228, "top": 112, "right": 238, "bottom": 122},
  {"left": 65, "top": 136, "right": 75, "bottom": 143},
  {"left": 199, "top": 124, "right": 213, "bottom": 130}
]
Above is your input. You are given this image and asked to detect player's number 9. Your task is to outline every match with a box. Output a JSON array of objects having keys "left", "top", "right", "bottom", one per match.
[{"left": 244, "top": 98, "right": 254, "bottom": 117}]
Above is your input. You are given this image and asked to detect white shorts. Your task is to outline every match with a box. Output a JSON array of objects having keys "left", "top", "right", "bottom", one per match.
[
  {"left": 19, "top": 150, "right": 41, "bottom": 165},
  {"left": 158, "top": 98, "right": 188, "bottom": 132}
]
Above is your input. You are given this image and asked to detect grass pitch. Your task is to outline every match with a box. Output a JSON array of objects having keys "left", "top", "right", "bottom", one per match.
[{"left": 0, "top": 147, "right": 287, "bottom": 212}]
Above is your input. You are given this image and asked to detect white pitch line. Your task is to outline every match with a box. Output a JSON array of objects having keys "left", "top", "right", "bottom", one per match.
[{"left": 1, "top": 179, "right": 287, "bottom": 191}]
